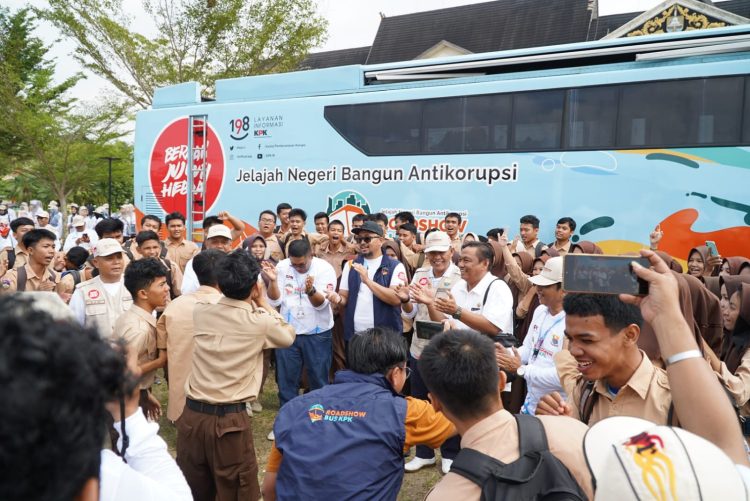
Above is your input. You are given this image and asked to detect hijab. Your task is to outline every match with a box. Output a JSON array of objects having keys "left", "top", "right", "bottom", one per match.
[
  {"left": 513, "top": 251, "right": 534, "bottom": 276},
  {"left": 724, "top": 257, "right": 750, "bottom": 276},
  {"left": 701, "top": 276, "right": 721, "bottom": 300},
  {"left": 688, "top": 245, "right": 718, "bottom": 277},
  {"left": 382, "top": 240, "right": 412, "bottom": 282},
  {"left": 486, "top": 240, "right": 507, "bottom": 279},
  {"left": 683, "top": 273, "right": 723, "bottom": 355},
  {"left": 640, "top": 272, "right": 703, "bottom": 364},
  {"left": 570, "top": 241, "right": 603, "bottom": 254},
  {"left": 655, "top": 251, "right": 683, "bottom": 273},
  {"left": 540, "top": 247, "right": 560, "bottom": 259},
  {"left": 725, "top": 283, "right": 750, "bottom": 374},
  {"left": 720, "top": 276, "right": 750, "bottom": 360}
]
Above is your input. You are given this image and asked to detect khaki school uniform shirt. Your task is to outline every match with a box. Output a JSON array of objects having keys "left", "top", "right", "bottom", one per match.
[
  {"left": 1, "top": 263, "right": 58, "bottom": 292},
  {"left": 316, "top": 240, "right": 352, "bottom": 279},
  {"left": 552, "top": 240, "right": 572, "bottom": 255},
  {"left": 114, "top": 304, "right": 158, "bottom": 389},
  {"left": 0, "top": 245, "right": 28, "bottom": 270},
  {"left": 719, "top": 350, "right": 750, "bottom": 417},
  {"left": 165, "top": 238, "right": 199, "bottom": 273},
  {"left": 157, "top": 286, "right": 221, "bottom": 422},
  {"left": 262, "top": 234, "right": 285, "bottom": 263},
  {"left": 426, "top": 410, "right": 594, "bottom": 500},
  {"left": 449, "top": 235, "right": 462, "bottom": 254},
  {"left": 556, "top": 349, "right": 672, "bottom": 425},
  {"left": 185, "top": 296, "right": 296, "bottom": 404}
]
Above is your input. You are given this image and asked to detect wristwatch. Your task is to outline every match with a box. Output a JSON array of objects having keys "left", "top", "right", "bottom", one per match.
[
  {"left": 306, "top": 286, "right": 317, "bottom": 296},
  {"left": 451, "top": 306, "right": 462, "bottom": 320},
  {"left": 517, "top": 365, "right": 527, "bottom": 377}
]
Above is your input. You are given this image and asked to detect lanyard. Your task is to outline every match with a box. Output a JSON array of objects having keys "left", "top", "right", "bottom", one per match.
[{"left": 530, "top": 312, "right": 564, "bottom": 363}]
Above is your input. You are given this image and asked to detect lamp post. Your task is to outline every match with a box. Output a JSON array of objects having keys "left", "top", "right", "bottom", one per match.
[{"left": 100, "top": 156, "right": 120, "bottom": 217}]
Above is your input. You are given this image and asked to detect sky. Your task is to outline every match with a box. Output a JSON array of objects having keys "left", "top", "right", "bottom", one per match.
[{"left": 2, "top": 0, "right": 732, "bottom": 104}]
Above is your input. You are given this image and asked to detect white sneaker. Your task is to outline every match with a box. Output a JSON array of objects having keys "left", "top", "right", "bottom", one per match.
[
  {"left": 267, "top": 430, "right": 275, "bottom": 441},
  {"left": 251, "top": 401, "right": 263, "bottom": 413},
  {"left": 404, "top": 456, "right": 436, "bottom": 472},
  {"left": 245, "top": 406, "right": 253, "bottom": 417},
  {"left": 441, "top": 458, "right": 453, "bottom": 475}
]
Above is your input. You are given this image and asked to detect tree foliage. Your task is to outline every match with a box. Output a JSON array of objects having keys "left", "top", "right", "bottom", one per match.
[
  {"left": 0, "top": 7, "right": 133, "bottom": 226},
  {"left": 42, "top": 0, "right": 328, "bottom": 108}
]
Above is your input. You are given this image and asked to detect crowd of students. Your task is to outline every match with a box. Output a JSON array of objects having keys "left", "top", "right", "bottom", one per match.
[{"left": 0, "top": 200, "right": 749, "bottom": 501}]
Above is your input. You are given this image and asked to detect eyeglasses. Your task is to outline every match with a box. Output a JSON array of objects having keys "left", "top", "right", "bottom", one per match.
[
  {"left": 259, "top": 218, "right": 275, "bottom": 224},
  {"left": 354, "top": 236, "right": 376, "bottom": 244}
]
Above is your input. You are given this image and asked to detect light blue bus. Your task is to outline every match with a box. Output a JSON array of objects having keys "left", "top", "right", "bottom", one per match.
[{"left": 134, "top": 24, "right": 750, "bottom": 261}]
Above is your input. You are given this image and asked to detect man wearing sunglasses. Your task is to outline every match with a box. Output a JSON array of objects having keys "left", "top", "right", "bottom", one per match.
[{"left": 338, "top": 221, "right": 408, "bottom": 351}]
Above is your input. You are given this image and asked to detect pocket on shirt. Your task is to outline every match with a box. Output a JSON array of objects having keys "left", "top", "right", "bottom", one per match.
[{"left": 84, "top": 303, "right": 107, "bottom": 316}]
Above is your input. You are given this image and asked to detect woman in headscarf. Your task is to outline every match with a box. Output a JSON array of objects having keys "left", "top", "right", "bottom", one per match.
[
  {"left": 687, "top": 245, "right": 721, "bottom": 278},
  {"left": 682, "top": 273, "right": 723, "bottom": 356},
  {"left": 242, "top": 234, "right": 276, "bottom": 288},
  {"left": 570, "top": 241, "right": 603, "bottom": 254},
  {"left": 721, "top": 257, "right": 750, "bottom": 277},
  {"left": 714, "top": 283, "right": 750, "bottom": 429},
  {"left": 462, "top": 232, "right": 479, "bottom": 244},
  {"left": 540, "top": 247, "right": 560, "bottom": 260},
  {"left": 720, "top": 276, "right": 750, "bottom": 357}
]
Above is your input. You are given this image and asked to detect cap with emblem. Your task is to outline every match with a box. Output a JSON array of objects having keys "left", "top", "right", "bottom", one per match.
[
  {"left": 584, "top": 416, "right": 746, "bottom": 500},
  {"left": 92, "top": 238, "right": 123, "bottom": 257},
  {"left": 72, "top": 215, "right": 86, "bottom": 227},
  {"left": 206, "top": 224, "right": 232, "bottom": 240},
  {"left": 529, "top": 256, "right": 563, "bottom": 286},
  {"left": 424, "top": 231, "right": 452, "bottom": 253}
]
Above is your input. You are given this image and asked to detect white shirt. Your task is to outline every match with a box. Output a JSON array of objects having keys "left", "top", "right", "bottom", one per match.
[
  {"left": 69, "top": 279, "right": 124, "bottom": 326},
  {"left": 340, "top": 256, "right": 407, "bottom": 333},
  {"left": 268, "top": 257, "right": 336, "bottom": 334},
  {"left": 181, "top": 257, "right": 199, "bottom": 295},
  {"left": 39, "top": 224, "right": 61, "bottom": 250},
  {"left": 100, "top": 409, "right": 192, "bottom": 501},
  {"left": 517, "top": 304, "right": 567, "bottom": 414},
  {"left": 63, "top": 228, "right": 99, "bottom": 252},
  {"left": 450, "top": 272, "right": 513, "bottom": 334}
]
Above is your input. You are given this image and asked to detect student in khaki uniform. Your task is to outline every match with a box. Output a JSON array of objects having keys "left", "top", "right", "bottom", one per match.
[
  {"left": 315, "top": 220, "right": 354, "bottom": 279},
  {"left": 115, "top": 258, "right": 170, "bottom": 421},
  {"left": 164, "top": 212, "right": 200, "bottom": 273},
  {"left": 536, "top": 294, "right": 672, "bottom": 426},
  {"left": 420, "top": 330, "right": 593, "bottom": 500},
  {"left": 550, "top": 217, "right": 576, "bottom": 255},
  {"left": 257, "top": 210, "right": 284, "bottom": 262},
  {"left": 282, "top": 208, "right": 326, "bottom": 257},
  {"left": 55, "top": 246, "right": 90, "bottom": 300},
  {"left": 156, "top": 249, "right": 224, "bottom": 422},
  {"left": 0, "top": 229, "right": 59, "bottom": 292},
  {"left": 0, "top": 217, "right": 35, "bottom": 270},
  {"left": 135, "top": 230, "right": 183, "bottom": 298},
  {"left": 443, "top": 213, "right": 463, "bottom": 254},
  {"left": 68, "top": 238, "right": 133, "bottom": 337},
  {"left": 177, "top": 251, "right": 295, "bottom": 501}
]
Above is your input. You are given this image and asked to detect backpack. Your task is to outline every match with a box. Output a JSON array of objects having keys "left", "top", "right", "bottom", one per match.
[
  {"left": 7, "top": 248, "right": 15, "bottom": 270},
  {"left": 61, "top": 269, "right": 82, "bottom": 288},
  {"left": 17, "top": 267, "right": 56, "bottom": 292},
  {"left": 451, "top": 414, "right": 586, "bottom": 501}
]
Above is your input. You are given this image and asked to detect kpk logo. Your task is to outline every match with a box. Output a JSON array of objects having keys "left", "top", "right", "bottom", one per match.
[{"left": 149, "top": 118, "right": 225, "bottom": 219}]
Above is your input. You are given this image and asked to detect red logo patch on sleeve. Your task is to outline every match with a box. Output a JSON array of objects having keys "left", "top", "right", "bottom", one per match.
[
  {"left": 88, "top": 289, "right": 100, "bottom": 300},
  {"left": 419, "top": 277, "right": 429, "bottom": 286},
  {"left": 398, "top": 272, "right": 406, "bottom": 281}
]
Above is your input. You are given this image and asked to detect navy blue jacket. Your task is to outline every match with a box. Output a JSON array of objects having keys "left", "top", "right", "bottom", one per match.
[
  {"left": 344, "top": 254, "right": 403, "bottom": 340},
  {"left": 274, "top": 371, "right": 408, "bottom": 501}
]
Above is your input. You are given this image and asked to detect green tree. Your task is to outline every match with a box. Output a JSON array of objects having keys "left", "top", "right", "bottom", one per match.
[
  {"left": 42, "top": 0, "right": 328, "bottom": 109},
  {"left": 0, "top": 7, "right": 133, "bottom": 236}
]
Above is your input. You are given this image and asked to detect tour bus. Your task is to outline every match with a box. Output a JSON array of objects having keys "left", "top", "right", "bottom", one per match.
[{"left": 134, "top": 24, "right": 750, "bottom": 262}]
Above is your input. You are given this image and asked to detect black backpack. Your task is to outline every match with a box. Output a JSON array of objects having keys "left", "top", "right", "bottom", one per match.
[{"left": 450, "top": 414, "right": 586, "bottom": 501}]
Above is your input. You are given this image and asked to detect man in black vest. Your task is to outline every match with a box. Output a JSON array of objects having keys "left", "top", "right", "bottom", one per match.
[{"left": 338, "top": 221, "right": 408, "bottom": 348}]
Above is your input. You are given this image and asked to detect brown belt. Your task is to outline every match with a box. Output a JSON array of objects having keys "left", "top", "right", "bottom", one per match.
[{"left": 186, "top": 397, "right": 246, "bottom": 416}]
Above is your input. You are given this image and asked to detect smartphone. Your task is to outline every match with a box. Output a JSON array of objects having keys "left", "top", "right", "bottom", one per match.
[
  {"left": 563, "top": 254, "right": 649, "bottom": 296},
  {"left": 706, "top": 240, "right": 719, "bottom": 257}
]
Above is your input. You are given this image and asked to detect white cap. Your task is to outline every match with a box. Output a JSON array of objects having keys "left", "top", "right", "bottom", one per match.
[
  {"left": 529, "top": 256, "right": 563, "bottom": 286},
  {"left": 92, "top": 238, "right": 123, "bottom": 257},
  {"left": 206, "top": 224, "right": 232, "bottom": 241},
  {"left": 36, "top": 210, "right": 50, "bottom": 219},
  {"left": 584, "top": 416, "right": 746, "bottom": 500},
  {"left": 424, "top": 231, "right": 452, "bottom": 253},
  {"left": 72, "top": 215, "right": 86, "bottom": 227}
]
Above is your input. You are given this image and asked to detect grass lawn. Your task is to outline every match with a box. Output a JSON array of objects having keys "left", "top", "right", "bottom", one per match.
[{"left": 151, "top": 368, "right": 443, "bottom": 500}]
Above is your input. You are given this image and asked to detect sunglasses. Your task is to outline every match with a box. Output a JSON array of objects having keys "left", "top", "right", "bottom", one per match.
[{"left": 354, "top": 236, "right": 377, "bottom": 244}]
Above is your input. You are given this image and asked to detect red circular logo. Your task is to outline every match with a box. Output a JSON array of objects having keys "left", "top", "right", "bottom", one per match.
[
  {"left": 149, "top": 117, "right": 225, "bottom": 220},
  {"left": 419, "top": 277, "right": 429, "bottom": 286},
  {"left": 88, "top": 289, "right": 100, "bottom": 300}
]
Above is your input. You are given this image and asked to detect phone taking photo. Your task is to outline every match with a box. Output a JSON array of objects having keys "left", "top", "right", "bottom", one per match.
[
  {"left": 563, "top": 254, "right": 649, "bottom": 296},
  {"left": 706, "top": 240, "right": 719, "bottom": 257}
]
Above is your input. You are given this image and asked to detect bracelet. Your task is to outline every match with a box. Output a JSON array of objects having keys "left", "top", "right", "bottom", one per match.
[
  {"left": 665, "top": 349, "right": 703, "bottom": 367},
  {"left": 452, "top": 306, "right": 462, "bottom": 320}
]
